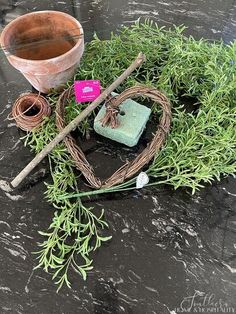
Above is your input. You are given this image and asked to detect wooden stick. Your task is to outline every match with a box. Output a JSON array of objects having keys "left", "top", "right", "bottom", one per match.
[{"left": 10, "top": 52, "right": 146, "bottom": 188}]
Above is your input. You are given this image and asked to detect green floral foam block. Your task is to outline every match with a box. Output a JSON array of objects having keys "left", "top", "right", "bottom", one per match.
[{"left": 94, "top": 94, "right": 151, "bottom": 147}]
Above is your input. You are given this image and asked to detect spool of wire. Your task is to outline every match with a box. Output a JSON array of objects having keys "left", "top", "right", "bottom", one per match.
[{"left": 10, "top": 93, "right": 51, "bottom": 131}]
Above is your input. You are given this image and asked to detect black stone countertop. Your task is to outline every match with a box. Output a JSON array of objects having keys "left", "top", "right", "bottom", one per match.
[{"left": 0, "top": 1, "right": 235, "bottom": 314}]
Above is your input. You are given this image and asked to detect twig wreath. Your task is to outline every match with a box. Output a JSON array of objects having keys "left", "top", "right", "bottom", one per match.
[{"left": 55, "top": 85, "right": 172, "bottom": 188}]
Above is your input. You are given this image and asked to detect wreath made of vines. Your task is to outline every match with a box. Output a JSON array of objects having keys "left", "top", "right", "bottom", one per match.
[{"left": 55, "top": 85, "right": 172, "bottom": 189}]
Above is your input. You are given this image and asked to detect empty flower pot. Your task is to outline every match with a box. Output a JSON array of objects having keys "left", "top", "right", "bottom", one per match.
[{"left": 0, "top": 10, "right": 84, "bottom": 93}]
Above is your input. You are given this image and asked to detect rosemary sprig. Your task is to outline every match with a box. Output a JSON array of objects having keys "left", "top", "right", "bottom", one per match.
[{"left": 24, "top": 19, "right": 236, "bottom": 290}]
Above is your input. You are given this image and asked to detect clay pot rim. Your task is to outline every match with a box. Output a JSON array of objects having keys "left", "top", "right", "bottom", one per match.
[{"left": 0, "top": 10, "right": 84, "bottom": 64}]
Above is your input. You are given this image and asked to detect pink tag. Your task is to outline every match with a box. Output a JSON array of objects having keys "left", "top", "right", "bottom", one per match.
[{"left": 74, "top": 80, "right": 101, "bottom": 103}]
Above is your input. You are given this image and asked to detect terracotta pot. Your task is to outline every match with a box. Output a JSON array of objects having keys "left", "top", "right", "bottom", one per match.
[{"left": 0, "top": 11, "right": 84, "bottom": 93}]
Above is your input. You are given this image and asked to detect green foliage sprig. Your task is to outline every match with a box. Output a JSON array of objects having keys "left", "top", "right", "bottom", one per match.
[{"left": 24, "top": 20, "right": 236, "bottom": 290}]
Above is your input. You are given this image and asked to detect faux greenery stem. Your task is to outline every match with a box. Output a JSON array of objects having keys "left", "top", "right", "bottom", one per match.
[
  {"left": 24, "top": 20, "right": 236, "bottom": 290},
  {"left": 57, "top": 178, "right": 175, "bottom": 200}
]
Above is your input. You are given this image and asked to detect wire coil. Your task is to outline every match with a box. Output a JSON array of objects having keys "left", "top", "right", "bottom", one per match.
[{"left": 11, "top": 93, "right": 51, "bottom": 131}]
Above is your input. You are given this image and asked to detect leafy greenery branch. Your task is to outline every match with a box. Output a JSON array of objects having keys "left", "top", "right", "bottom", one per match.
[{"left": 23, "top": 19, "right": 236, "bottom": 290}]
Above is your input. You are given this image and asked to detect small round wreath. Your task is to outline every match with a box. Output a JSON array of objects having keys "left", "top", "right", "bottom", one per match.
[{"left": 55, "top": 85, "right": 172, "bottom": 189}]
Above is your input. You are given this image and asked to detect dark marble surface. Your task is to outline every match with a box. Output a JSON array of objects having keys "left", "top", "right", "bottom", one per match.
[{"left": 0, "top": 1, "right": 236, "bottom": 313}]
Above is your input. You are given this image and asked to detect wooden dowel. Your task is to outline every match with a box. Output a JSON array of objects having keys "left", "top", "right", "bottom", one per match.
[{"left": 10, "top": 52, "right": 146, "bottom": 188}]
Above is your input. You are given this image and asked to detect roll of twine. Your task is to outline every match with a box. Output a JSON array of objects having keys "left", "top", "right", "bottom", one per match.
[
  {"left": 10, "top": 93, "right": 51, "bottom": 131},
  {"left": 56, "top": 85, "right": 172, "bottom": 189}
]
